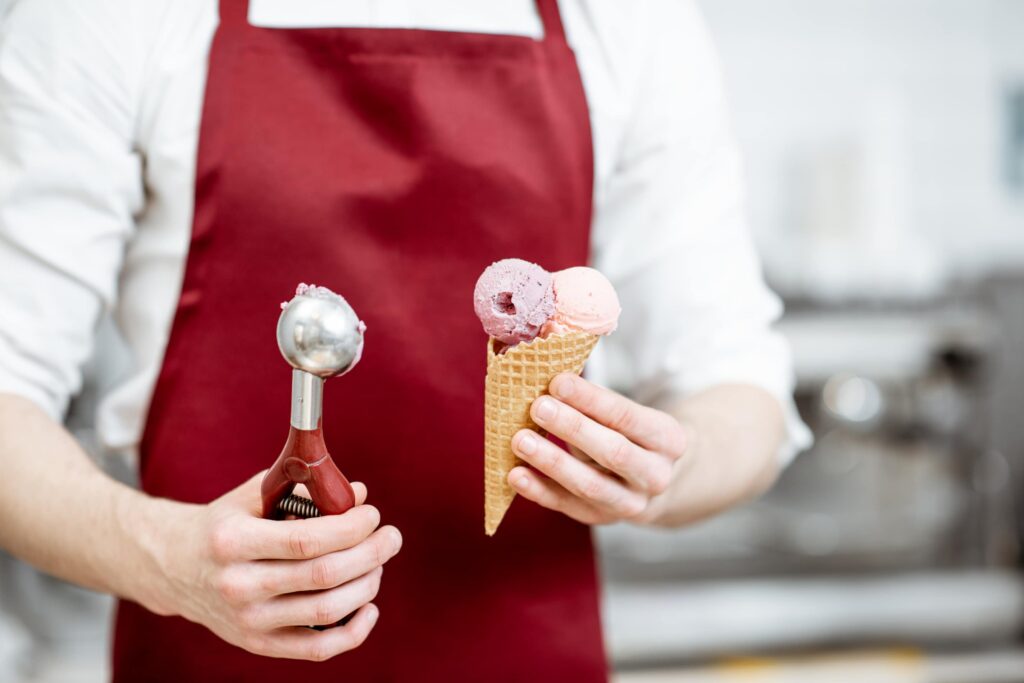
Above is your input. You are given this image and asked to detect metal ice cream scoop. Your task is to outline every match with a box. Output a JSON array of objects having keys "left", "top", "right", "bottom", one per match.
[
  {"left": 261, "top": 284, "right": 365, "bottom": 520},
  {"left": 277, "top": 284, "right": 365, "bottom": 380},
  {"left": 277, "top": 285, "right": 365, "bottom": 430}
]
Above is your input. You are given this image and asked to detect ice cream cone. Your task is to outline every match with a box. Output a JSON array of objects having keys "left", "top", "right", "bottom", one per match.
[{"left": 484, "top": 331, "right": 600, "bottom": 535}]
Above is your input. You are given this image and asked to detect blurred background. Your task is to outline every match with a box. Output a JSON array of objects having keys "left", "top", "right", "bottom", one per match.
[
  {"left": 603, "top": 0, "right": 1024, "bottom": 680},
  {"left": 1, "top": 0, "right": 1023, "bottom": 681}
]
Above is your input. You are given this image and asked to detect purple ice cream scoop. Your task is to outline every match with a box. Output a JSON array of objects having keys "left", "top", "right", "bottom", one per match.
[{"left": 473, "top": 259, "right": 555, "bottom": 345}]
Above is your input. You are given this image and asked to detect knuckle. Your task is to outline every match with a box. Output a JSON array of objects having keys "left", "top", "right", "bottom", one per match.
[
  {"left": 537, "top": 442, "right": 559, "bottom": 469},
  {"left": 289, "top": 529, "right": 321, "bottom": 559},
  {"left": 213, "top": 568, "right": 248, "bottom": 605},
  {"left": 310, "top": 557, "right": 335, "bottom": 589},
  {"left": 387, "top": 526, "right": 403, "bottom": 554},
  {"left": 312, "top": 597, "right": 336, "bottom": 626},
  {"left": 257, "top": 571, "right": 280, "bottom": 597},
  {"left": 370, "top": 526, "right": 401, "bottom": 565},
  {"left": 354, "top": 614, "right": 377, "bottom": 645},
  {"left": 349, "top": 626, "right": 371, "bottom": 650},
  {"left": 670, "top": 422, "right": 689, "bottom": 457},
  {"left": 606, "top": 438, "right": 633, "bottom": 471},
  {"left": 648, "top": 465, "right": 672, "bottom": 495},
  {"left": 373, "top": 566, "right": 384, "bottom": 591},
  {"left": 365, "top": 569, "right": 383, "bottom": 601},
  {"left": 369, "top": 535, "right": 389, "bottom": 567},
  {"left": 610, "top": 403, "right": 637, "bottom": 432},
  {"left": 360, "top": 506, "right": 382, "bottom": 533},
  {"left": 240, "top": 633, "right": 268, "bottom": 656},
  {"left": 620, "top": 495, "right": 649, "bottom": 518},
  {"left": 207, "top": 521, "right": 238, "bottom": 562},
  {"left": 595, "top": 512, "right": 619, "bottom": 525},
  {"left": 579, "top": 475, "right": 606, "bottom": 501},
  {"left": 235, "top": 604, "right": 262, "bottom": 632},
  {"left": 306, "top": 642, "right": 333, "bottom": 663},
  {"left": 332, "top": 629, "right": 359, "bottom": 655},
  {"left": 542, "top": 490, "right": 564, "bottom": 512},
  {"left": 654, "top": 418, "right": 686, "bottom": 457},
  {"left": 566, "top": 411, "right": 585, "bottom": 439}
]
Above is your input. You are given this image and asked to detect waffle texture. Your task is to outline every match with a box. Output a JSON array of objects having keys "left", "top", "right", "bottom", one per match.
[{"left": 484, "top": 331, "right": 600, "bottom": 535}]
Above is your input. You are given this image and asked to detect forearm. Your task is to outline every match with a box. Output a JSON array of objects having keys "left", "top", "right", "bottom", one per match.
[
  {"left": 641, "top": 384, "right": 785, "bottom": 527},
  {"left": 0, "top": 393, "right": 398, "bottom": 658},
  {"left": 0, "top": 393, "right": 184, "bottom": 611}
]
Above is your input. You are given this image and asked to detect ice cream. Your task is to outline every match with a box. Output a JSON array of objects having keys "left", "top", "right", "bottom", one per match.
[
  {"left": 540, "top": 267, "right": 621, "bottom": 337},
  {"left": 476, "top": 260, "right": 621, "bottom": 535},
  {"left": 473, "top": 259, "right": 555, "bottom": 346}
]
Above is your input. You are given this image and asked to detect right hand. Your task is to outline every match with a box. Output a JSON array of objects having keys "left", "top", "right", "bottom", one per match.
[{"left": 141, "top": 472, "right": 402, "bottom": 661}]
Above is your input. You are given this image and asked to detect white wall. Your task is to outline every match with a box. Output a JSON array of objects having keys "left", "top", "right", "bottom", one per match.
[{"left": 699, "top": 0, "right": 1024, "bottom": 282}]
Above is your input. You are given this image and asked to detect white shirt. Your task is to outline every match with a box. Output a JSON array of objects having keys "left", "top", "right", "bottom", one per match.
[{"left": 0, "top": 0, "right": 811, "bottom": 465}]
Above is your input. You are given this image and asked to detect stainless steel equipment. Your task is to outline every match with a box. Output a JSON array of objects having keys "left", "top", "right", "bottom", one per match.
[{"left": 599, "top": 277, "right": 1024, "bottom": 666}]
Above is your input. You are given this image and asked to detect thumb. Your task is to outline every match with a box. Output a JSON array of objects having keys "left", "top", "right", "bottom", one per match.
[
  {"left": 215, "top": 469, "right": 269, "bottom": 516},
  {"left": 283, "top": 481, "right": 369, "bottom": 509},
  {"left": 221, "top": 470, "right": 369, "bottom": 518}
]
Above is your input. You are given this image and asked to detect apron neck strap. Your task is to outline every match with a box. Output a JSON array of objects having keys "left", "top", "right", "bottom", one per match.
[
  {"left": 219, "top": 0, "right": 249, "bottom": 29},
  {"left": 536, "top": 0, "right": 568, "bottom": 45},
  {"left": 218, "top": 0, "right": 567, "bottom": 44}
]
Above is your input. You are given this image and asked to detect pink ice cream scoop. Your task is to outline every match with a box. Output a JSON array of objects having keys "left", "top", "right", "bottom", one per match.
[
  {"left": 541, "top": 266, "right": 621, "bottom": 337},
  {"left": 473, "top": 259, "right": 555, "bottom": 345}
]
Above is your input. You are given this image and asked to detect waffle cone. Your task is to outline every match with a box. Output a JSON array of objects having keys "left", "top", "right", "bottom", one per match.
[{"left": 483, "top": 331, "right": 600, "bottom": 535}]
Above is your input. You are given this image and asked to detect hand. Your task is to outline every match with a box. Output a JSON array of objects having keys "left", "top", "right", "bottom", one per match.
[
  {"left": 508, "top": 373, "right": 688, "bottom": 525},
  {"left": 142, "top": 473, "right": 402, "bottom": 661}
]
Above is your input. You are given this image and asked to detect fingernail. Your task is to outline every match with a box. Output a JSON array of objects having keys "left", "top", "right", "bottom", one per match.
[
  {"left": 367, "top": 605, "right": 379, "bottom": 624},
  {"left": 552, "top": 375, "right": 574, "bottom": 398},
  {"left": 534, "top": 397, "right": 556, "bottom": 422},
  {"left": 516, "top": 432, "right": 537, "bottom": 455},
  {"left": 513, "top": 474, "right": 530, "bottom": 490}
]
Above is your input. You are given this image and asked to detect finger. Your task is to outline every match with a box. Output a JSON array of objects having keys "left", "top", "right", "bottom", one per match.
[
  {"left": 507, "top": 467, "right": 607, "bottom": 525},
  {"left": 235, "top": 505, "right": 383, "bottom": 560},
  {"left": 530, "top": 396, "right": 671, "bottom": 495},
  {"left": 351, "top": 482, "right": 368, "bottom": 506},
  {"left": 550, "top": 373, "right": 687, "bottom": 458},
  {"left": 254, "top": 526, "right": 402, "bottom": 596},
  {"left": 292, "top": 482, "right": 367, "bottom": 508},
  {"left": 223, "top": 473, "right": 369, "bottom": 520},
  {"left": 255, "top": 566, "right": 383, "bottom": 629},
  {"left": 258, "top": 603, "right": 379, "bottom": 661},
  {"left": 223, "top": 470, "right": 271, "bottom": 517},
  {"left": 511, "top": 429, "right": 647, "bottom": 517},
  {"left": 566, "top": 444, "right": 610, "bottom": 471}
]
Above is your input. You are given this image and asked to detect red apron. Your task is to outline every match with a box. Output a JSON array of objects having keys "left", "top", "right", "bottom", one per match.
[{"left": 112, "top": 0, "right": 604, "bottom": 680}]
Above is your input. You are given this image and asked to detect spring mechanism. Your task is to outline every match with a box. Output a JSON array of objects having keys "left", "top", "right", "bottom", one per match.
[{"left": 276, "top": 494, "right": 321, "bottom": 519}]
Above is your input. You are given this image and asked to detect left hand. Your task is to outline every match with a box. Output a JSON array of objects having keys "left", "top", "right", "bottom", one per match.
[{"left": 508, "top": 372, "right": 688, "bottom": 525}]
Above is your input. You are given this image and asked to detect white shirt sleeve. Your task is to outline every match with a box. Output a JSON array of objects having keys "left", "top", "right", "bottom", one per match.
[
  {"left": 0, "top": 0, "right": 809, "bottom": 463},
  {"left": 587, "top": 0, "right": 811, "bottom": 463},
  {"left": 0, "top": 0, "right": 144, "bottom": 420}
]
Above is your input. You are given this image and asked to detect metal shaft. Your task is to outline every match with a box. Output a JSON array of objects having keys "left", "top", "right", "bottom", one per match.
[{"left": 290, "top": 368, "right": 323, "bottom": 430}]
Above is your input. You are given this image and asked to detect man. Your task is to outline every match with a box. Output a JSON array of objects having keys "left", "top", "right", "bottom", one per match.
[{"left": 0, "top": 0, "right": 809, "bottom": 680}]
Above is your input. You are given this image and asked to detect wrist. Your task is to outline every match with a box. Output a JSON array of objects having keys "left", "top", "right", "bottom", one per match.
[
  {"left": 635, "top": 419, "right": 701, "bottom": 527},
  {"left": 113, "top": 486, "right": 200, "bottom": 616}
]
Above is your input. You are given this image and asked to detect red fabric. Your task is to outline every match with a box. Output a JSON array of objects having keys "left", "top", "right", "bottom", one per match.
[{"left": 112, "top": 0, "right": 603, "bottom": 680}]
